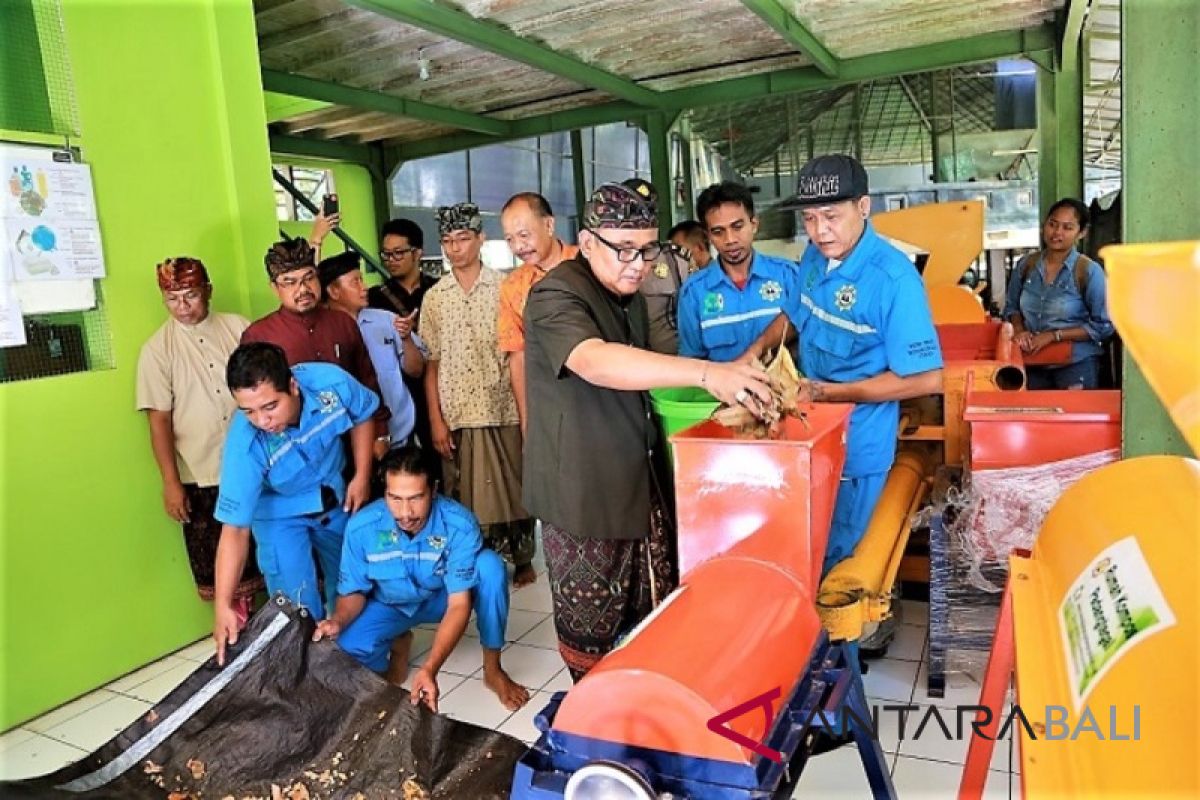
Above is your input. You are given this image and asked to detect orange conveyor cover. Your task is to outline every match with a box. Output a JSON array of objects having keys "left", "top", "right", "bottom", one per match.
[{"left": 550, "top": 406, "right": 853, "bottom": 764}]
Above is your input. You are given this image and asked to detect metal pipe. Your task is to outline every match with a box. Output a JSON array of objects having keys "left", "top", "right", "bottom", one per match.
[
  {"left": 817, "top": 450, "right": 932, "bottom": 640},
  {"left": 993, "top": 321, "right": 1026, "bottom": 390},
  {"left": 271, "top": 168, "right": 387, "bottom": 280}
]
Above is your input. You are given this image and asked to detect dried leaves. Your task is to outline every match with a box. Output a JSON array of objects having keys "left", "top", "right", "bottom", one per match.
[{"left": 711, "top": 344, "right": 809, "bottom": 438}]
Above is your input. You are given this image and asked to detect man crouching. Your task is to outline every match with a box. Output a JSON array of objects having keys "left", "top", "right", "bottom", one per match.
[{"left": 313, "top": 446, "right": 529, "bottom": 711}]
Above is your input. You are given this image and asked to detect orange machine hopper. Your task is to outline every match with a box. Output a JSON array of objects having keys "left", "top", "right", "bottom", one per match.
[
  {"left": 964, "top": 389, "right": 1121, "bottom": 470},
  {"left": 670, "top": 404, "right": 853, "bottom": 592},
  {"left": 550, "top": 557, "right": 824, "bottom": 764}
]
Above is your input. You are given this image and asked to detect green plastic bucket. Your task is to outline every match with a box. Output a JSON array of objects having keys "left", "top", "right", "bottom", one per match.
[{"left": 650, "top": 387, "right": 720, "bottom": 465}]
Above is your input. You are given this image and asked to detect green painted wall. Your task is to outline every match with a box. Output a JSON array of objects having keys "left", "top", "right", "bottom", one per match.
[
  {"left": 1120, "top": 0, "right": 1198, "bottom": 458},
  {"left": 0, "top": 0, "right": 277, "bottom": 728}
]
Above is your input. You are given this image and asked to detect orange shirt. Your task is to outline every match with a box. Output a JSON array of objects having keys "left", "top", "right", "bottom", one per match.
[{"left": 497, "top": 242, "right": 579, "bottom": 353}]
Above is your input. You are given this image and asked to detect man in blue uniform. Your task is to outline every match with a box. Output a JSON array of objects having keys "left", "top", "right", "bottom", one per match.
[
  {"left": 677, "top": 181, "right": 800, "bottom": 361},
  {"left": 313, "top": 446, "right": 530, "bottom": 711},
  {"left": 742, "top": 155, "right": 943, "bottom": 574},
  {"left": 211, "top": 342, "right": 379, "bottom": 664}
]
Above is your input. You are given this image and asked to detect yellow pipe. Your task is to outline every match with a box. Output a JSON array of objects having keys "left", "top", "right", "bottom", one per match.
[{"left": 817, "top": 450, "right": 931, "bottom": 640}]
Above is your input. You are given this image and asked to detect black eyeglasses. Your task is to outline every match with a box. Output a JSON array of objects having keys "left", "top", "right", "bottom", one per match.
[
  {"left": 588, "top": 229, "right": 664, "bottom": 264},
  {"left": 380, "top": 247, "right": 417, "bottom": 261}
]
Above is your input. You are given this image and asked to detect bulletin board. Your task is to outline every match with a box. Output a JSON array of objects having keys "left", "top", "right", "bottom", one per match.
[{"left": 0, "top": 141, "right": 113, "bottom": 381}]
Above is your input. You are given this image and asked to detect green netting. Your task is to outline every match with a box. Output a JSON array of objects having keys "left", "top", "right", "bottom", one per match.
[{"left": 0, "top": 0, "right": 78, "bottom": 136}]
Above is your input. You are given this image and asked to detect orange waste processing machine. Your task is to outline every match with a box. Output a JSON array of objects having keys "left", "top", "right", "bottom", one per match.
[{"left": 511, "top": 405, "right": 900, "bottom": 799}]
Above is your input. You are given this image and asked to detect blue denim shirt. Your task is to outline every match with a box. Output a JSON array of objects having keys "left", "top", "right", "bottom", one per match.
[{"left": 1002, "top": 248, "right": 1114, "bottom": 363}]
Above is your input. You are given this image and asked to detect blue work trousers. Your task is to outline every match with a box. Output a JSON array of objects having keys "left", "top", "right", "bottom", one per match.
[
  {"left": 823, "top": 472, "right": 889, "bottom": 576},
  {"left": 337, "top": 549, "right": 509, "bottom": 673},
  {"left": 252, "top": 507, "right": 348, "bottom": 619}
]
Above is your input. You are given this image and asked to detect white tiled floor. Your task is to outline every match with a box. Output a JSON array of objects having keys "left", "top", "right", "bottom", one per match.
[{"left": 2, "top": 590, "right": 1019, "bottom": 798}]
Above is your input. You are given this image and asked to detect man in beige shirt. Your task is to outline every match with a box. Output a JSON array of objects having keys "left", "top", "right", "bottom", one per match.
[
  {"left": 136, "top": 258, "right": 263, "bottom": 625},
  {"left": 420, "top": 202, "right": 535, "bottom": 587}
]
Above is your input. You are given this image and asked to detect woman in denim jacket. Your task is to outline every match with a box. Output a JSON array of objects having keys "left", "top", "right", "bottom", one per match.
[{"left": 1004, "top": 198, "right": 1114, "bottom": 389}]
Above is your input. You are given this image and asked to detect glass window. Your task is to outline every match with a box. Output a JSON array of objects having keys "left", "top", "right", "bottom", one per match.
[
  {"left": 392, "top": 151, "right": 468, "bottom": 208},
  {"left": 274, "top": 164, "right": 334, "bottom": 222},
  {"left": 469, "top": 143, "right": 539, "bottom": 210},
  {"left": 635, "top": 128, "right": 650, "bottom": 174},
  {"left": 539, "top": 132, "right": 571, "bottom": 155},
  {"left": 593, "top": 122, "right": 638, "bottom": 171},
  {"left": 540, "top": 151, "right": 574, "bottom": 218}
]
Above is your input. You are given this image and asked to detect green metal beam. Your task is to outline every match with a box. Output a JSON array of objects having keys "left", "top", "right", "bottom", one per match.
[
  {"left": 344, "top": 0, "right": 663, "bottom": 107},
  {"left": 646, "top": 113, "right": 673, "bottom": 237},
  {"left": 394, "top": 26, "right": 1055, "bottom": 161},
  {"left": 1119, "top": 0, "right": 1198, "bottom": 458},
  {"left": 1035, "top": 58, "right": 1082, "bottom": 220},
  {"left": 660, "top": 26, "right": 1054, "bottom": 108},
  {"left": 1060, "top": 0, "right": 1090, "bottom": 66},
  {"left": 396, "top": 101, "right": 650, "bottom": 159},
  {"left": 269, "top": 132, "right": 374, "bottom": 165},
  {"left": 739, "top": 0, "right": 839, "bottom": 77},
  {"left": 569, "top": 129, "right": 588, "bottom": 223},
  {"left": 262, "top": 69, "right": 510, "bottom": 136}
]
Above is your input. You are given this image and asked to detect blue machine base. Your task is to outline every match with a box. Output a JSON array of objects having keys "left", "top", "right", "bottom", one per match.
[{"left": 511, "top": 634, "right": 897, "bottom": 799}]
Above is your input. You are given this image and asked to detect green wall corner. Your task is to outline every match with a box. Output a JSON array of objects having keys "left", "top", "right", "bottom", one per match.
[
  {"left": 1120, "top": 0, "right": 1199, "bottom": 458},
  {"left": 1, "top": 0, "right": 277, "bottom": 729}
]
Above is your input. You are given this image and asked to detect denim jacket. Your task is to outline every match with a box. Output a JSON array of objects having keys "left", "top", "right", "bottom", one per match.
[{"left": 1003, "top": 248, "right": 1114, "bottom": 363}]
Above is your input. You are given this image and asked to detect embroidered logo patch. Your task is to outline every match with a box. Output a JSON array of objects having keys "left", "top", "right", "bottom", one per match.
[
  {"left": 317, "top": 390, "right": 340, "bottom": 413},
  {"left": 703, "top": 291, "right": 725, "bottom": 315},
  {"left": 760, "top": 280, "right": 783, "bottom": 302},
  {"left": 378, "top": 529, "right": 398, "bottom": 548},
  {"left": 835, "top": 283, "right": 857, "bottom": 311},
  {"left": 804, "top": 268, "right": 818, "bottom": 291},
  {"left": 653, "top": 262, "right": 669, "bottom": 279}
]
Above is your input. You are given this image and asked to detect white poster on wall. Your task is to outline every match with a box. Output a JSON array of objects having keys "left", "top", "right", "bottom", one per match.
[{"left": 1, "top": 154, "right": 106, "bottom": 281}]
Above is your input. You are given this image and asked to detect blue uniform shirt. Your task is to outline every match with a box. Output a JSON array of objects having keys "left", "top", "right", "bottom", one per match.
[
  {"left": 785, "top": 223, "right": 942, "bottom": 477},
  {"left": 215, "top": 362, "right": 380, "bottom": 525},
  {"left": 338, "top": 495, "right": 482, "bottom": 614},
  {"left": 357, "top": 307, "right": 425, "bottom": 444},
  {"left": 677, "top": 251, "right": 801, "bottom": 362},
  {"left": 1001, "top": 248, "right": 1113, "bottom": 363}
]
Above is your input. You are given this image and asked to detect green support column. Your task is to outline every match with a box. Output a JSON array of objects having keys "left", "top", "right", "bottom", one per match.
[
  {"left": 2, "top": 0, "right": 278, "bottom": 728},
  {"left": 680, "top": 134, "right": 695, "bottom": 220},
  {"left": 1036, "top": 59, "right": 1082, "bottom": 219},
  {"left": 369, "top": 144, "right": 393, "bottom": 236},
  {"left": 646, "top": 112, "right": 673, "bottom": 238},
  {"left": 570, "top": 129, "right": 588, "bottom": 226},
  {"left": 1120, "top": 0, "right": 1199, "bottom": 457}
]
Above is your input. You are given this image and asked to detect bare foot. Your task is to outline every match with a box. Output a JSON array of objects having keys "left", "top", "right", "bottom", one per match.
[
  {"left": 483, "top": 665, "right": 530, "bottom": 711},
  {"left": 384, "top": 631, "right": 413, "bottom": 687},
  {"left": 513, "top": 563, "right": 537, "bottom": 589}
]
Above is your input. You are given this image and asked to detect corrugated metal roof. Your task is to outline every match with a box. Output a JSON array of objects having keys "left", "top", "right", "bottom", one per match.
[{"left": 259, "top": 0, "right": 1064, "bottom": 155}]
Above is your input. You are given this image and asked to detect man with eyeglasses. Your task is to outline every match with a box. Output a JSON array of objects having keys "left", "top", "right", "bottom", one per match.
[
  {"left": 419, "top": 203, "right": 535, "bottom": 589},
  {"left": 523, "top": 182, "right": 774, "bottom": 680},
  {"left": 242, "top": 237, "right": 390, "bottom": 456},
  {"left": 676, "top": 181, "right": 802, "bottom": 362},
  {"left": 136, "top": 257, "right": 263, "bottom": 627},
  {"left": 369, "top": 219, "right": 440, "bottom": 477}
]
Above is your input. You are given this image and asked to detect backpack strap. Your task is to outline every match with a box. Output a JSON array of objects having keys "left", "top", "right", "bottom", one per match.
[
  {"left": 1023, "top": 250, "right": 1096, "bottom": 295},
  {"left": 1073, "top": 252, "right": 1095, "bottom": 295}
]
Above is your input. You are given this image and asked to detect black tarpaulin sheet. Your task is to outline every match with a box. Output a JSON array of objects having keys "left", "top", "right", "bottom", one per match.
[{"left": 2, "top": 598, "right": 527, "bottom": 799}]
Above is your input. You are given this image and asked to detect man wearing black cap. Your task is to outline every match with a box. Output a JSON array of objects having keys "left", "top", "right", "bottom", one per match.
[
  {"left": 742, "top": 154, "right": 943, "bottom": 575},
  {"left": 319, "top": 250, "right": 426, "bottom": 450},
  {"left": 523, "top": 180, "right": 774, "bottom": 680}
]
